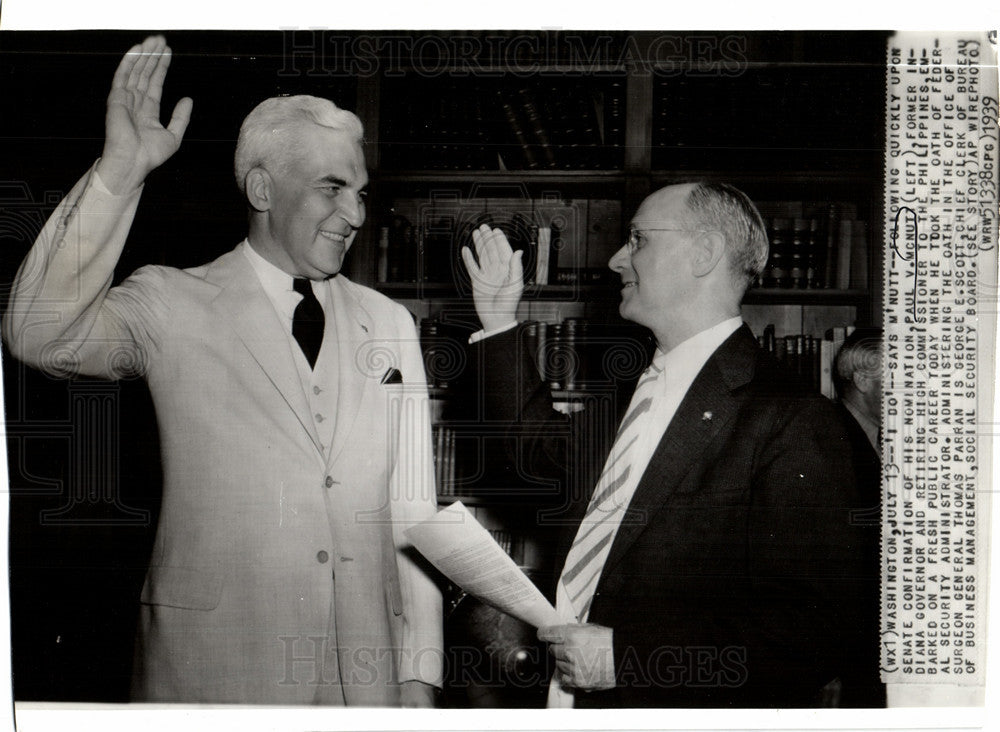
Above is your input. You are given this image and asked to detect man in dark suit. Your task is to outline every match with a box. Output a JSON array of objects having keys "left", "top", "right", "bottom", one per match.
[
  {"left": 835, "top": 328, "right": 883, "bottom": 463},
  {"left": 459, "top": 182, "right": 882, "bottom": 707},
  {"left": 830, "top": 328, "right": 886, "bottom": 707}
]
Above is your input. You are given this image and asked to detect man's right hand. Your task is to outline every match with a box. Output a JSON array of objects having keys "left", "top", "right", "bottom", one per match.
[
  {"left": 95, "top": 35, "right": 193, "bottom": 195},
  {"left": 460, "top": 224, "right": 524, "bottom": 332}
]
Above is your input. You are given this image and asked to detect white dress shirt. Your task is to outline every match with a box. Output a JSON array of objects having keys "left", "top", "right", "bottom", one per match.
[{"left": 241, "top": 240, "right": 338, "bottom": 453}]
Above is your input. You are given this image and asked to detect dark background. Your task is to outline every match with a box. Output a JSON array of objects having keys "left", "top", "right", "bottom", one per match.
[{"left": 0, "top": 30, "right": 887, "bottom": 702}]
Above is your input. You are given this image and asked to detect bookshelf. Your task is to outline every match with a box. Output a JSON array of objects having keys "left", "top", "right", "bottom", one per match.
[
  {"left": 335, "top": 30, "right": 892, "bottom": 708},
  {"left": 345, "top": 33, "right": 886, "bottom": 700},
  {"left": 348, "top": 31, "right": 885, "bottom": 324},
  {"left": 349, "top": 30, "right": 886, "bottom": 517}
]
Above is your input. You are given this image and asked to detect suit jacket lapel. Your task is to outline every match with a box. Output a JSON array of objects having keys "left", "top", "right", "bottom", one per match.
[
  {"left": 600, "top": 325, "right": 759, "bottom": 577},
  {"left": 207, "top": 247, "right": 322, "bottom": 453},
  {"left": 325, "top": 276, "right": 376, "bottom": 466}
]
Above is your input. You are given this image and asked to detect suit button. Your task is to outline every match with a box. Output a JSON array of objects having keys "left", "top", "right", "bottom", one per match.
[
  {"left": 313, "top": 386, "right": 322, "bottom": 395},
  {"left": 325, "top": 476, "right": 334, "bottom": 488},
  {"left": 317, "top": 551, "right": 329, "bottom": 564},
  {"left": 315, "top": 413, "right": 324, "bottom": 422}
]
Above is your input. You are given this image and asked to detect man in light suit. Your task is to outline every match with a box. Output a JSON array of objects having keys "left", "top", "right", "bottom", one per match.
[
  {"left": 459, "top": 182, "right": 882, "bottom": 706},
  {"left": 3, "top": 35, "right": 442, "bottom": 706}
]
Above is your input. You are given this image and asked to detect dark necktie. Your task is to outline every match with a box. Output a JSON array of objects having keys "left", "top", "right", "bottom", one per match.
[{"left": 292, "top": 278, "right": 324, "bottom": 369}]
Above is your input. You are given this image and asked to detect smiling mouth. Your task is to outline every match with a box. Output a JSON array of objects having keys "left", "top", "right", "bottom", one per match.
[
  {"left": 622, "top": 281, "right": 637, "bottom": 289},
  {"left": 319, "top": 230, "right": 347, "bottom": 243}
]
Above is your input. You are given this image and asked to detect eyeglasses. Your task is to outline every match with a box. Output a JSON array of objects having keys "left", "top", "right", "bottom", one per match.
[{"left": 625, "top": 227, "right": 715, "bottom": 255}]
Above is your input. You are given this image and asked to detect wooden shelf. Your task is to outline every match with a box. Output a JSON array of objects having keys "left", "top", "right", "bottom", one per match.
[
  {"left": 743, "top": 288, "right": 868, "bottom": 306},
  {"left": 376, "top": 169, "right": 627, "bottom": 184},
  {"left": 379, "top": 169, "right": 872, "bottom": 187},
  {"left": 376, "top": 282, "right": 621, "bottom": 301},
  {"left": 650, "top": 170, "right": 878, "bottom": 187},
  {"left": 380, "top": 281, "right": 868, "bottom": 306}
]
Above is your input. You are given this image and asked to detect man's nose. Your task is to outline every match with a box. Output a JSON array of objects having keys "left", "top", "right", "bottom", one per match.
[
  {"left": 608, "top": 244, "right": 630, "bottom": 273},
  {"left": 338, "top": 195, "right": 365, "bottom": 229}
]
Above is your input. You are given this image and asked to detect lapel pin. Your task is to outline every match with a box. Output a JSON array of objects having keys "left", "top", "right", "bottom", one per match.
[{"left": 702, "top": 411, "right": 713, "bottom": 423}]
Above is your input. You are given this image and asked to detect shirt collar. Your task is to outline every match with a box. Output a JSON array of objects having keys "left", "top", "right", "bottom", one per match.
[
  {"left": 242, "top": 239, "right": 294, "bottom": 298},
  {"left": 659, "top": 316, "right": 743, "bottom": 379},
  {"left": 241, "top": 240, "right": 327, "bottom": 321}
]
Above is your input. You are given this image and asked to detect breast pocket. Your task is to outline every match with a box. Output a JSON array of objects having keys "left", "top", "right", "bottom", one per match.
[{"left": 139, "top": 565, "right": 224, "bottom": 611}]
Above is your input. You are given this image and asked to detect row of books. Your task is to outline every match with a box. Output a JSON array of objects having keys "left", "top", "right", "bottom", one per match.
[
  {"left": 650, "top": 68, "right": 883, "bottom": 170},
  {"left": 753, "top": 209, "right": 868, "bottom": 291},
  {"left": 377, "top": 197, "right": 622, "bottom": 287},
  {"left": 433, "top": 425, "right": 459, "bottom": 496},
  {"left": 523, "top": 319, "right": 653, "bottom": 391},
  {"left": 420, "top": 313, "right": 859, "bottom": 397},
  {"left": 380, "top": 77, "right": 626, "bottom": 171},
  {"left": 378, "top": 197, "right": 870, "bottom": 291},
  {"left": 758, "top": 324, "right": 857, "bottom": 398},
  {"left": 486, "top": 530, "right": 523, "bottom": 563}
]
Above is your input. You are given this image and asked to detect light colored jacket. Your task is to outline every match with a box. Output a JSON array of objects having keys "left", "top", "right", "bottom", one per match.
[{"left": 3, "top": 165, "right": 443, "bottom": 704}]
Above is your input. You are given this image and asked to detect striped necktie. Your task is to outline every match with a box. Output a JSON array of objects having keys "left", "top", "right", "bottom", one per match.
[{"left": 558, "top": 350, "right": 666, "bottom": 622}]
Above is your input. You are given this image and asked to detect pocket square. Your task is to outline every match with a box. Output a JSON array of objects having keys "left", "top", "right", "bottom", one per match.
[{"left": 380, "top": 367, "right": 403, "bottom": 385}]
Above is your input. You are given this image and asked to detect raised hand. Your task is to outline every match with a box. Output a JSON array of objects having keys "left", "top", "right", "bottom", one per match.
[
  {"left": 95, "top": 35, "right": 193, "bottom": 194},
  {"left": 460, "top": 224, "right": 524, "bottom": 332}
]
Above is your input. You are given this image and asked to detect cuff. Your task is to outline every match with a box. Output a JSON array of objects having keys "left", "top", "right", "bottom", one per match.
[
  {"left": 92, "top": 159, "right": 144, "bottom": 197},
  {"left": 468, "top": 320, "right": 518, "bottom": 344}
]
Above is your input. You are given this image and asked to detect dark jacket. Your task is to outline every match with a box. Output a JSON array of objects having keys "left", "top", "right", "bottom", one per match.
[{"left": 459, "top": 323, "right": 884, "bottom": 707}]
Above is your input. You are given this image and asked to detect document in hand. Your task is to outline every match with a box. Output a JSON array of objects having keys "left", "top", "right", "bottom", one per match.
[{"left": 404, "top": 502, "right": 561, "bottom": 629}]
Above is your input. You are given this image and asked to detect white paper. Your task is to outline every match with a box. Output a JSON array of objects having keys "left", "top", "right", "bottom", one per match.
[{"left": 404, "top": 502, "right": 561, "bottom": 629}]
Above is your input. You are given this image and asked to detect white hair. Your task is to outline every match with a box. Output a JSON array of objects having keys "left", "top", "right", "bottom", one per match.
[
  {"left": 834, "top": 329, "right": 883, "bottom": 396},
  {"left": 684, "top": 181, "right": 769, "bottom": 293},
  {"left": 233, "top": 95, "right": 364, "bottom": 195}
]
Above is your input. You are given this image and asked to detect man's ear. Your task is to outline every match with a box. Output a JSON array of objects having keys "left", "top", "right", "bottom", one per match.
[
  {"left": 690, "top": 230, "right": 727, "bottom": 278},
  {"left": 853, "top": 370, "right": 877, "bottom": 395},
  {"left": 245, "top": 167, "right": 273, "bottom": 213}
]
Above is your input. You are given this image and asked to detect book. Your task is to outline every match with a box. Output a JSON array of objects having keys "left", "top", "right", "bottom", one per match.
[
  {"left": 603, "top": 80, "right": 625, "bottom": 169},
  {"left": 807, "top": 336, "right": 821, "bottom": 391},
  {"left": 377, "top": 226, "right": 389, "bottom": 283},
  {"left": 823, "top": 205, "right": 839, "bottom": 289},
  {"left": 788, "top": 218, "right": 809, "bottom": 289},
  {"left": 837, "top": 219, "right": 853, "bottom": 290},
  {"left": 546, "top": 322, "right": 564, "bottom": 390},
  {"left": 535, "top": 321, "right": 549, "bottom": 380},
  {"left": 585, "top": 199, "right": 622, "bottom": 284},
  {"left": 819, "top": 338, "right": 836, "bottom": 400},
  {"left": 806, "top": 218, "right": 822, "bottom": 289},
  {"left": 850, "top": 220, "right": 869, "bottom": 289},
  {"left": 497, "top": 89, "right": 539, "bottom": 170},
  {"left": 536, "top": 226, "right": 552, "bottom": 285},
  {"left": 765, "top": 218, "right": 790, "bottom": 288},
  {"left": 516, "top": 87, "right": 558, "bottom": 168},
  {"left": 544, "top": 199, "right": 585, "bottom": 284}
]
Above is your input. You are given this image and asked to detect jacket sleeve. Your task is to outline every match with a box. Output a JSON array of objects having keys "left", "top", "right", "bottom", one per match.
[
  {"left": 2, "top": 163, "right": 162, "bottom": 379},
  {"left": 742, "top": 395, "right": 878, "bottom": 700},
  {"left": 607, "top": 394, "right": 877, "bottom": 706},
  {"left": 455, "top": 324, "right": 576, "bottom": 494},
  {"left": 388, "top": 304, "right": 444, "bottom": 688}
]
